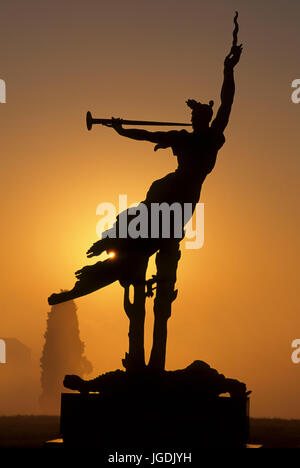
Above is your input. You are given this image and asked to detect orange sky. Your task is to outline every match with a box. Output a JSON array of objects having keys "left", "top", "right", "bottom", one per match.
[{"left": 0, "top": 0, "right": 299, "bottom": 418}]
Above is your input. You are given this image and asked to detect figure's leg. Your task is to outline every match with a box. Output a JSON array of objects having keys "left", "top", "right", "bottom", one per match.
[
  {"left": 148, "top": 241, "right": 181, "bottom": 371},
  {"left": 121, "top": 256, "right": 149, "bottom": 372},
  {"left": 48, "top": 257, "right": 122, "bottom": 305}
]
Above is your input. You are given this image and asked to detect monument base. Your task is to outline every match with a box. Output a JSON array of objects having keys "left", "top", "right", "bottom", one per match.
[
  {"left": 60, "top": 361, "right": 250, "bottom": 449},
  {"left": 60, "top": 393, "right": 249, "bottom": 449}
]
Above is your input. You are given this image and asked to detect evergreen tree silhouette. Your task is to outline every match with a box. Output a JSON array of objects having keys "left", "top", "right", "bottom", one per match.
[{"left": 40, "top": 298, "right": 92, "bottom": 414}]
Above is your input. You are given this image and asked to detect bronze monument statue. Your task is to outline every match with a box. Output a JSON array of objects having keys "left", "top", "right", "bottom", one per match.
[
  {"left": 48, "top": 12, "right": 242, "bottom": 375},
  {"left": 49, "top": 13, "right": 250, "bottom": 449}
]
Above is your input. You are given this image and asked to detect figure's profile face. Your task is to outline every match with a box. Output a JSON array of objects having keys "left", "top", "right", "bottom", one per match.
[
  {"left": 186, "top": 99, "right": 214, "bottom": 132},
  {"left": 191, "top": 111, "right": 212, "bottom": 131}
]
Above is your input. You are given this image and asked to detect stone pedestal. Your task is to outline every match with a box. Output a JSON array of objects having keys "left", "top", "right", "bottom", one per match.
[{"left": 60, "top": 391, "right": 249, "bottom": 449}]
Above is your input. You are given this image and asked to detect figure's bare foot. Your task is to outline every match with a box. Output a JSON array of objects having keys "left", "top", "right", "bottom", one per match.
[
  {"left": 48, "top": 291, "right": 72, "bottom": 305},
  {"left": 64, "top": 374, "right": 87, "bottom": 393}
]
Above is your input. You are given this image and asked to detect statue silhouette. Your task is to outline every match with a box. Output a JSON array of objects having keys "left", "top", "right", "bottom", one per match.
[
  {"left": 51, "top": 15, "right": 251, "bottom": 449},
  {"left": 48, "top": 38, "right": 242, "bottom": 307}
]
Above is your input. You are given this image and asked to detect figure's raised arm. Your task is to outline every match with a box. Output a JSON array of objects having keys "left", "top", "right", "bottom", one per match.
[{"left": 211, "top": 12, "right": 243, "bottom": 133}]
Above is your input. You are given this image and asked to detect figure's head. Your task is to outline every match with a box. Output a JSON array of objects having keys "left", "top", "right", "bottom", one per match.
[{"left": 186, "top": 99, "right": 214, "bottom": 131}]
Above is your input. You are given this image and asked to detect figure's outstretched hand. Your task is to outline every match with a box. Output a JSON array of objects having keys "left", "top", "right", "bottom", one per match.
[
  {"left": 102, "top": 117, "right": 123, "bottom": 131},
  {"left": 224, "top": 44, "right": 243, "bottom": 68},
  {"left": 64, "top": 375, "right": 86, "bottom": 392}
]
